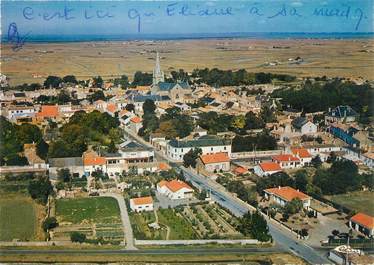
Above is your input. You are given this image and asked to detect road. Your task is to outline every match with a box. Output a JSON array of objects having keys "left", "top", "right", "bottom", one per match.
[
  {"left": 123, "top": 128, "right": 331, "bottom": 264},
  {"left": 100, "top": 192, "right": 137, "bottom": 250},
  {"left": 0, "top": 246, "right": 282, "bottom": 255}
]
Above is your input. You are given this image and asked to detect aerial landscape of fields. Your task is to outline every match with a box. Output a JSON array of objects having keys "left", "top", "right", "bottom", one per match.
[{"left": 2, "top": 38, "right": 374, "bottom": 85}]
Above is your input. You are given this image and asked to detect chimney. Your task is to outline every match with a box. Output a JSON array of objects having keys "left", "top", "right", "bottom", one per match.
[{"left": 278, "top": 186, "right": 281, "bottom": 190}]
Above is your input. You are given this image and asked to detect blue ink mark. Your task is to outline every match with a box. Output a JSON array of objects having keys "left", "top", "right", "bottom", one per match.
[
  {"left": 166, "top": 2, "right": 178, "bottom": 16},
  {"left": 41, "top": 5, "right": 75, "bottom": 21},
  {"left": 7, "top": 22, "right": 31, "bottom": 51},
  {"left": 249, "top": 6, "right": 263, "bottom": 16},
  {"left": 128, "top": 9, "right": 141, "bottom": 33},
  {"left": 268, "top": 4, "right": 302, "bottom": 19},
  {"left": 23, "top": 7, "right": 34, "bottom": 20},
  {"left": 354, "top": 8, "right": 365, "bottom": 31},
  {"left": 179, "top": 4, "right": 196, "bottom": 16}
]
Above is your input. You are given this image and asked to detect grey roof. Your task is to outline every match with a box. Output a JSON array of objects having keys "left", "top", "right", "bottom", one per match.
[
  {"left": 328, "top": 105, "right": 358, "bottom": 118},
  {"left": 132, "top": 94, "right": 170, "bottom": 102},
  {"left": 291, "top": 116, "right": 308, "bottom": 129},
  {"left": 168, "top": 135, "right": 231, "bottom": 148},
  {"left": 157, "top": 81, "right": 190, "bottom": 91},
  {"left": 48, "top": 157, "right": 83, "bottom": 167}
]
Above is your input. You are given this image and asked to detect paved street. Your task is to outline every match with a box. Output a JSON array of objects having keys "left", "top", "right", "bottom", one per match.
[{"left": 100, "top": 192, "right": 137, "bottom": 250}]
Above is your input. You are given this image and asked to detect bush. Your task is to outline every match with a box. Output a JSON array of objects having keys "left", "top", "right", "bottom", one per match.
[
  {"left": 70, "top": 232, "right": 86, "bottom": 243},
  {"left": 42, "top": 217, "right": 58, "bottom": 232}
]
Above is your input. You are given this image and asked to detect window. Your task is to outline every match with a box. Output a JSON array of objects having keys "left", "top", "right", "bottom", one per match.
[
  {"left": 211, "top": 147, "right": 213, "bottom": 151},
  {"left": 224, "top": 146, "right": 226, "bottom": 150}
]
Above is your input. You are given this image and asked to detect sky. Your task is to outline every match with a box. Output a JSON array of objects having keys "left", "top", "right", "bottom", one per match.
[{"left": 1, "top": 0, "right": 373, "bottom": 37}]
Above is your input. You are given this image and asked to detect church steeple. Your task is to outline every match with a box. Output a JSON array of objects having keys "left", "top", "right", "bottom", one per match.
[{"left": 153, "top": 52, "right": 164, "bottom": 85}]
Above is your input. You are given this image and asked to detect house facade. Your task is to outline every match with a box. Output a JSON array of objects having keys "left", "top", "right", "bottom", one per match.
[
  {"left": 157, "top": 180, "right": 194, "bottom": 200},
  {"left": 197, "top": 152, "right": 230, "bottom": 173},
  {"left": 271, "top": 154, "right": 301, "bottom": 169},
  {"left": 264, "top": 186, "right": 311, "bottom": 209},
  {"left": 349, "top": 212, "right": 374, "bottom": 238},
  {"left": 254, "top": 162, "right": 282, "bottom": 177},
  {"left": 129, "top": 196, "right": 154, "bottom": 212}
]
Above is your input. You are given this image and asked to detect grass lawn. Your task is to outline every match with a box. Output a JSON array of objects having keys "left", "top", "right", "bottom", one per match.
[
  {"left": 0, "top": 194, "right": 41, "bottom": 241},
  {"left": 55, "top": 197, "right": 121, "bottom": 224},
  {"left": 158, "top": 209, "right": 197, "bottom": 240},
  {"left": 327, "top": 191, "right": 374, "bottom": 216}
]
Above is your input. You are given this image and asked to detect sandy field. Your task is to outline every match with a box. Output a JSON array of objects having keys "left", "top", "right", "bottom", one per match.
[{"left": 1, "top": 38, "right": 374, "bottom": 85}]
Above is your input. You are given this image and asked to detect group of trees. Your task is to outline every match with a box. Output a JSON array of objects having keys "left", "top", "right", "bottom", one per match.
[
  {"left": 139, "top": 100, "right": 194, "bottom": 140},
  {"left": 232, "top": 132, "right": 277, "bottom": 152},
  {"left": 0, "top": 117, "right": 48, "bottom": 166},
  {"left": 237, "top": 211, "right": 272, "bottom": 242},
  {"left": 48, "top": 110, "right": 120, "bottom": 158},
  {"left": 313, "top": 159, "right": 373, "bottom": 195},
  {"left": 183, "top": 148, "right": 202, "bottom": 168},
  {"left": 272, "top": 79, "right": 373, "bottom": 124},
  {"left": 191, "top": 68, "right": 295, "bottom": 87},
  {"left": 28, "top": 176, "right": 53, "bottom": 204}
]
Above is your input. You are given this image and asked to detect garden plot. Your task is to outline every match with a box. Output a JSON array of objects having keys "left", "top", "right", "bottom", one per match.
[{"left": 53, "top": 197, "right": 123, "bottom": 243}]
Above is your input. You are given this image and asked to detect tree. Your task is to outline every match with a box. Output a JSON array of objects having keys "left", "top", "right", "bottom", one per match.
[
  {"left": 294, "top": 170, "right": 308, "bottom": 192},
  {"left": 284, "top": 198, "right": 303, "bottom": 215},
  {"left": 93, "top": 76, "right": 103, "bottom": 88},
  {"left": 143, "top": 99, "right": 156, "bottom": 114},
  {"left": 70, "top": 232, "right": 86, "bottom": 243},
  {"left": 44, "top": 76, "right": 62, "bottom": 88},
  {"left": 125, "top": 103, "right": 135, "bottom": 112},
  {"left": 155, "top": 120, "right": 178, "bottom": 139},
  {"left": 183, "top": 148, "right": 202, "bottom": 168},
  {"left": 231, "top": 115, "right": 246, "bottom": 130},
  {"left": 57, "top": 168, "right": 71, "bottom": 183},
  {"left": 245, "top": 111, "right": 265, "bottom": 130},
  {"left": 311, "top": 155, "right": 322, "bottom": 168},
  {"left": 28, "top": 176, "right": 53, "bottom": 204},
  {"left": 62, "top": 75, "right": 78, "bottom": 84},
  {"left": 132, "top": 71, "right": 153, "bottom": 86},
  {"left": 42, "top": 217, "right": 58, "bottom": 231},
  {"left": 107, "top": 140, "right": 118, "bottom": 153},
  {"left": 57, "top": 90, "right": 71, "bottom": 104},
  {"left": 36, "top": 139, "right": 49, "bottom": 160},
  {"left": 238, "top": 211, "right": 271, "bottom": 242},
  {"left": 114, "top": 75, "right": 129, "bottom": 89},
  {"left": 88, "top": 90, "right": 106, "bottom": 102}
]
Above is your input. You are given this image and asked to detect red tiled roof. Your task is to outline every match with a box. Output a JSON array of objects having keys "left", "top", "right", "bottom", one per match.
[
  {"left": 36, "top": 105, "right": 59, "bottom": 118},
  {"left": 106, "top": 103, "right": 117, "bottom": 113},
  {"left": 200, "top": 152, "right": 230, "bottom": 164},
  {"left": 131, "top": 196, "right": 153, "bottom": 206},
  {"left": 83, "top": 152, "right": 106, "bottom": 166},
  {"left": 158, "top": 162, "right": 170, "bottom": 171},
  {"left": 272, "top": 154, "right": 300, "bottom": 162},
  {"left": 291, "top": 148, "right": 312, "bottom": 158},
  {"left": 264, "top": 186, "right": 310, "bottom": 202},
  {"left": 234, "top": 166, "right": 248, "bottom": 175},
  {"left": 259, "top": 162, "right": 282, "bottom": 172},
  {"left": 158, "top": 180, "right": 193, "bottom": 193},
  {"left": 130, "top": 116, "right": 142, "bottom": 123},
  {"left": 351, "top": 213, "right": 374, "bottom": 229}
]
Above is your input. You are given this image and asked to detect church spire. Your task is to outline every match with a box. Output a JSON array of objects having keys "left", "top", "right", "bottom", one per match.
[{"left": 153, "top": 52, "right": 164, "bottom": 85}]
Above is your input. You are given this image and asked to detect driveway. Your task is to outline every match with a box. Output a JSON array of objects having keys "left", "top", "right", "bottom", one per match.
[
  {"left": 100, "top": 192, "right": 137, "bottom": 250},
  {"left": 154, "top": 192, "right": 200, "bottom": 209}
]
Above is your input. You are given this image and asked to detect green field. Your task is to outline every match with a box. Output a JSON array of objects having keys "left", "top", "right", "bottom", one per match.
[
  {"left": 327, "top": 191, "right": 374, "bottom": 216},
  {"left": 56, "top": 197, "right": 121, "bottom": 224},
  {"left": 0, "top": 195, "right": 37, "bottom": 241},
  {"left": 130, "top": 212, "right": 167, "bottom": 240},
  {"left": 158, "top": 209, "right": 197, "bottom": 240}
]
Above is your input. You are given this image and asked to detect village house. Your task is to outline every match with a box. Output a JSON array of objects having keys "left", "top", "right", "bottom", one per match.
[
  {"left": 129, "top": 196, "right": 154, "bottom": 212},
  {"left": 325, "top": 105, "right": 358, "bottom": 124},
  {"left": 349, "top": 212, "right": 374, "bottom": 238},
  {"left": 290, "top": 147, "right": 312, "bottom": 166},
  {"left": 254, "top": 162, "right": 282, "bottom": 177},
  {"left": 83, "top": 151, "right": 107, "bottom": 176},
  {"left": 157, "top": 179, "right": 194, "bottom": 200},
  {"left": 264, "top": 186, "right": 311, "bottom": 209},
  {"left": 291, "top": 117, "right": 318, "bottom": 134},
  {"left": 166, "top": 135, "right": 231, "bottom": 162},
  {"left": 271, "top": 154, "right": 301, "bottom": 169},
  {"left": 7, "top": 104, "right": 36, "bottom": 123},
  {"left": 48, "top": 157, "right": 84, "bottom": 179},
  {"left": 197, "top": 152, "right": 230, "bottom": 173},
  {"left": 128, "top": 116, "right": 143, "bottom": 133}
]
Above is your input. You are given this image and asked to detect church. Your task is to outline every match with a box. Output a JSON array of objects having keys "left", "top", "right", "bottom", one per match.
[{"left": 150, "top": 52, "right": 193, "bottom": 103}]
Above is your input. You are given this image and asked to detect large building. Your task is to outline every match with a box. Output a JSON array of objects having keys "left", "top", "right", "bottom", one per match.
[
  {"left": 150, "top": 52, "right": 193, "bottom": 103},
  {"left": 166, "top": 135, "right": 232, "bottom": 162},
  {"left": 157, "top": 180, "right": 194, "bottom": 200},
  {"left": 349, "top": 212, "right": 374, "bottom": 238},
  {"left": 264, "top": 186, "right": 311, "bottom": 209}
]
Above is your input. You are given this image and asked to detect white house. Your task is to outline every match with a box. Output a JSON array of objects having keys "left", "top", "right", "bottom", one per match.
[
  {"left": 129, "top": 196, "right": 154, "bottom": 212},
  {"left": 291, "top": 117, "right": 317, "bottom": 134},
  {"left": 254, "top": 162, "right": 282, "bottom": 177},
  {"left": 264, "top": 186, "right": 311, "bottom": 209},
  {"left": 128, "top": 116, "right": 143, "bottom": 133},
  {"left": 291, "top": 147, "right": 312, "bottom": 166},
  {"left": 197, "top": 152, "right": 230, "bottom": 173},
  {"left": 157, "top": 180, "right": 193, "bottom": 200},
  {"left": 7, "top": 105, "right": 35, "bottom": 122},
  {"left": 166, "top": 135, "right": 231, "bottom": 162},
  {"left": 349, "top": 212, "right": 374, "bottom": 238},
  {"left": 271, "top": 154, "right": 301, "bottom": 169}
]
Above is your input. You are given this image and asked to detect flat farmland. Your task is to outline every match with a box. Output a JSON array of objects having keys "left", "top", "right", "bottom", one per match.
[
  {"left": 2, "top": 38, "right": 374, "bottom": 85},
  {"left": 0, "top": 194, "right": 45, "bottom": 241}
]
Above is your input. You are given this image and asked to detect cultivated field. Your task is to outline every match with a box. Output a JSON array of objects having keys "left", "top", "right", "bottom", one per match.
[
  {"left": 53, "top": 197, "right": 123, "bottom": 242},
  {"left": 130, "top": 204, "right": 243, "bottom": 240},
  {"left": 2, "top": 38, "right": 374, "bottom": 85},
  {"left": 0, "top": 193, "right": 45, "bottom": 241},
  {"left": 327, "top": 191, "right": 374, "bottom": 216}
]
